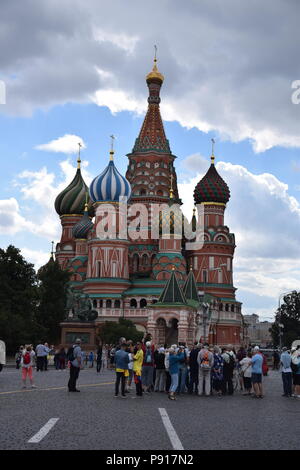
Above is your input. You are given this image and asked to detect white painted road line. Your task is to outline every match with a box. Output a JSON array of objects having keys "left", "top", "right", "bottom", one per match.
[
  {"left": 158, "top": 408, "right": 184, "bottom": 450},
  {"left": 28, "top": 418, "right": 59, "bottom": 443}
]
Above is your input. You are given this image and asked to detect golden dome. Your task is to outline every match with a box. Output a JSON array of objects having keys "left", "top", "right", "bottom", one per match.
[{"left": 146, "top": 59, "right": 164, "bottom": 83}]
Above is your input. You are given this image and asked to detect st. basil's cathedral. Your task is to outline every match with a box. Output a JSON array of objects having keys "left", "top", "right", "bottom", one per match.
[{"left": 54, "top": 56, "right": 244, "bottom": 348}]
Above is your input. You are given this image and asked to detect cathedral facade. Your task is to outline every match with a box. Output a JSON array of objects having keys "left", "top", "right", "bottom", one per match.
[{"left": 55, "top": 58, "right": 244, "bottom": 349}]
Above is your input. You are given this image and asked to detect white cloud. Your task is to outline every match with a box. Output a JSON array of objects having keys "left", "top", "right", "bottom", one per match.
[
  {"left": 2, "top": 1, "right": 300, "bottom": 151},
  {"left": 20, "top": 247, "right": 50, "bottom": 270},
  {"left": 35, "top": 134, "right": 86, "bottom": 154}
]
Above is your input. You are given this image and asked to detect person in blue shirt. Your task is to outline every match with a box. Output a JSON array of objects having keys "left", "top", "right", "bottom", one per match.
[
  {"left": 251, "top": 346, "right": 264, "bottom": 398},
  {"left": 114, "top": 343, "right": 129, "bottom": 398},
  {"left": 168, "top": 348, "right": 184, "bottom": 400}
]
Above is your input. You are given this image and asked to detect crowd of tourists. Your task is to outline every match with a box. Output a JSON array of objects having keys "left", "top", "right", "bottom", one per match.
[
  {"left": 14, "top": 338, "right": 300, "bottom": 398},
  {"left": 67, "top": 335, "right": 300, "bottom": 399}
]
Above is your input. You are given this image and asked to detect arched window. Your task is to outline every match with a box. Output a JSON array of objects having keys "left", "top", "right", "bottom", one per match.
[
  {"left": 133, "top": 254, "right": 139, "bottom": 271},
  {"left": 93, "top": 300, "right": 97, "bottom": 308},
  {"left": 140, "top": 298, "right": 147, "bottom": 308},
  {"left": 115, "top": 300, "right": 121, "bottom": 308},
  {"left": 140, "top": 189, "right": 146, "bottom": 196},
  {"left": 142, "top": 254, "right": 149, "bottom": 266},
  {"left": 219, "top": 303, "right": 223, "bottom": 311},
  {"left": 106, "top": 299, "right": 112, "bottom": 308},
  {"left": 130, "top": 299, "right": 137, "bottom": 308},
  {"left": 225, "top": 303, "right": 229, "bottom": 312},
  {"left": 99, "top": 300, "right": 103, "bottom": 308},
  {"left": 231, "top": 304, "right": 235, "bottom": 312}
]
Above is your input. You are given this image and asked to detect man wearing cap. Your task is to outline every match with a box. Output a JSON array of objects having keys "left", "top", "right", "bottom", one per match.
[
  {"left": 251, "top": 346, "right": 264, "bottom": 398},
  {"left": 280, "top": 347, "right": 292, "bottom": 397},
  {"left": 68, "top": 338, "right": 82, "bottom": 392}
]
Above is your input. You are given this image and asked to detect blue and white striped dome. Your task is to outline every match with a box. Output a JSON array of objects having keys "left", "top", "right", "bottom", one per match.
[{"left": 89, "top": 159, "right": 131, "bottom": 203}]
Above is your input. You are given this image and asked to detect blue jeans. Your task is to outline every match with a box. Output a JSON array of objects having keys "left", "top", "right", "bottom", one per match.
[
  {"left": 177, "top": 366, "right": 187, "bottom": 393},
  {"left": 170, "top": 373, "right": 179, "bottom": 393}
]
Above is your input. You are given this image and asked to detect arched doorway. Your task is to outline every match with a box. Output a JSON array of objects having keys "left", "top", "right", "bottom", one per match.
[
  {"left": 166, "top": 318, "right": 178, "bottom": 346},
  {"left": 156, "top": 318, "right": 167, "bottom": 346}
]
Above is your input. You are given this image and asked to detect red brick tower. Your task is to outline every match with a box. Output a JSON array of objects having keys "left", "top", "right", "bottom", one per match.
[{"left": 126, "top": 55, "right": 181, "bottom": 276}]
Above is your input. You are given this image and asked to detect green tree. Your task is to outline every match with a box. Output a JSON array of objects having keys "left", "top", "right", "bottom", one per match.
[
  {"left": 98, "top": 318, "right": 143, "bottom": 345},
  {"left": 271, "top": 291, "right": 300, "bottom": 347},
  {"left": 0, "top": 245, "right": 39, "bottom": 353},
  {"left": 36, "top": 257, "right": 70, "bottom": 344}
]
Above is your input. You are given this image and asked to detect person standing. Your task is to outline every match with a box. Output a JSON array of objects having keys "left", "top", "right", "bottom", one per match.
[
  {"left": 188, "top": 343, "right": 200, "bottom": 395},
  {"left": 251, "top": 346, "right": 264, "bottom": 398},
  {"left": 15, "top": 346, "right": 24, "bottom": 369},
  {"left": 292, "top": 347, "right": 300, "bottom": 398},
  {"left": 168, "top": 348, "right": 184, "bottom": 400},
  {"left": 132, "top": 342, "right": 144, "bottom": 398},
  {"left": 273, "top": 350, "right": 280, "bottom": 370},
  {"left": 211, "top": 346, "right": 224, "bottom": 396},
  {"left": 280, "top": 347, "right": 292, "bottom": 397},
  {"left": 197, "top": 344, "right": 214, "bottom": 396},
  {"left": 141, "top": 341, "right": 155, "bottom": 394},
  {"left": 58, "top": 347, "right": 66, "bottom": 370},
  {"left": 21, "top": 345, "right": 37, "bottom": 389},
  {"left": 222, "top": 345, "right": 236, "bottom": 395},
  {"left": 177, "top": 345, "right": 189, "bottom": 394},
  {"left": 68, "top": 339, "right": 82, "bottom": 392},
  {"left": 240, "top": 350, "right": 252, "bottom": 395},
  {"left": 88, "top": 351, "right": 94, "bottom": 368},
  {"left": 35, "top": 342, "right": 47, "bottom": 371},
  {"left": 154, "top": 347, "right": 166, "bottom": 392},
  {"left": 44, "top": 342, "right": 50, "bottom": 371},
  {"left": 96, "top": 347, "right": 102, "bottom": 373},
  {"left": 114, "top": 343, "right": 129, "bottom": 398}
]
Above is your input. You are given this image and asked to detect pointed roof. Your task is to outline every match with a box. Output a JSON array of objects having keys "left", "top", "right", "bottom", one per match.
[
  {"left": 183, "top": 269, "right": 199, "bottom": 306},
  {"left": 156, "top": 269, "right": 187, "bottom": 305},
  {"left": 131, "top": 58, "right": 171, "bottom": 155}
]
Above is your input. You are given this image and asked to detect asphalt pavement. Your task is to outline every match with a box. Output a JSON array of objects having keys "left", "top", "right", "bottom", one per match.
[{"left": 0, "top": 366, "right": 299, "bottom": 450}]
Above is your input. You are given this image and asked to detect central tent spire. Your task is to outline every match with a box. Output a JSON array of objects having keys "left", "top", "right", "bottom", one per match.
[{"left": 131, "top": 49, "right": 170, "bottom": 154}]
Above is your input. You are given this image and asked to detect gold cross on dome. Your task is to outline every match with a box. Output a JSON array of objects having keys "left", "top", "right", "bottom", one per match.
[
  {"left": 110, "top": 135, "right": 115, "bottom": 160},
  {"left": 77, "top": 142, "right": 82, "bottom": 169},
  {"left": 154, "top": 45, "right": 157, "bottom": 63}
]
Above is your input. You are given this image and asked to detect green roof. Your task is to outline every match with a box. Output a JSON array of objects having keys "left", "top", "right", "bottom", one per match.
[
  {"left": 183, "top": 270, "right": 199, "bottom": 305},
  {"left": 124, "top": 288, "right": 163, "bottom": 296},
  {"left": 156, "top": 270, "right": 187, "bottom": 305}
]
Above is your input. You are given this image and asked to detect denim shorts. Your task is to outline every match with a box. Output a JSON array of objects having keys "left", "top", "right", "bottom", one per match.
[{"left": 251, "top": 373, "right": 262, "bottom": 384}]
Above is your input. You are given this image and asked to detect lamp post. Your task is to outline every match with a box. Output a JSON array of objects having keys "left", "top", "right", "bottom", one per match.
[{"left": 202, "top": 302, "right": 210, "bottom": 343}]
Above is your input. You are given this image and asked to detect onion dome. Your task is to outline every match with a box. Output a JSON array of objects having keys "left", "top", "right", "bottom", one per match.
[
  {"left": 89, "top": 149, "right": 131, "bottom": 203},
  {"left": 194, "top": 153, "right": 230, "bottom": 205},
  {"left": 146, "top": 59, "right": 164, "bottom": 84},
  {"left": 55, "top": 152, "right": 90, "bottom": 216},
  {"left": 72, "top": 202, "right": 93, "bottom": 239}
]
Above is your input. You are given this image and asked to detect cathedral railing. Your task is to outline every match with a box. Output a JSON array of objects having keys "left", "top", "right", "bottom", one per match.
[{"left": 96, "top": 308, "right": 149, "bottom": 318}]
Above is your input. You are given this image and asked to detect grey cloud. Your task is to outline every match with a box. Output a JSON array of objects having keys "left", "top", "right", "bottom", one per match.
[{"left": 1, "top": 0, "right": 300, "bottom": 150}]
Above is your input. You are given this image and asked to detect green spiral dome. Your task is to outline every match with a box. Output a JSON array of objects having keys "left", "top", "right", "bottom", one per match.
[{"left": 55, "top": 169, "right": 90, "bottom": 216}]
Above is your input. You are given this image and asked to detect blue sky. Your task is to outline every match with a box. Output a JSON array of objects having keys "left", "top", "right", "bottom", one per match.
[{"left": 1, "top": 0, "right": 300, "bottom": 321}]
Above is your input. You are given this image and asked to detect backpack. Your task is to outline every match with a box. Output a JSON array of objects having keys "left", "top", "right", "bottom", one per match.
[
  {"left": 200, "top": 350, "right": 210, "bottom": 369},
  {"left": 225, "top": 353, "right": 235, "bottom": 370},
  {"left": 23, "top": 352, "right": 31, "bottom": 365},
  {"left": 67, "top": 346, "right": 75, "bottom": 362}
]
